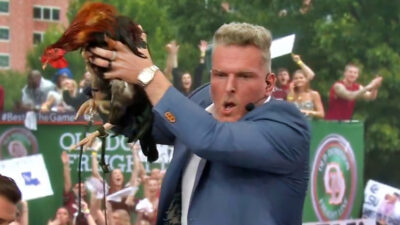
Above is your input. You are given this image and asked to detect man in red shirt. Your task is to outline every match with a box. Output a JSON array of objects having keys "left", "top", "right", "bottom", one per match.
[{"left": 325, "top": 63, "right": 383, "bottom": 120}]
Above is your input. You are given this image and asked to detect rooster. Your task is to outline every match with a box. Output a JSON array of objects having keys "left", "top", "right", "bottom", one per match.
[{"left": 42, "top": 2, "right": 158, "bottom": 162}]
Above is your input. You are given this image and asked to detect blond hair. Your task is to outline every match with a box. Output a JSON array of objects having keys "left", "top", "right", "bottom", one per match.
[{"left": 213, "top": 22, "right": 272, "bottom": 71}]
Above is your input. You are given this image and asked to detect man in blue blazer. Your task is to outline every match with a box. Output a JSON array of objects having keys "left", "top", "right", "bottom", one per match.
[{"left": 89, "top": 22, "right": 310, "bottom": 225}]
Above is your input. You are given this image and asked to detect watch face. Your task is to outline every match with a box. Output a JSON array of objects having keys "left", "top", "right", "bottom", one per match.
[{"left": 138, "top": 66, "right": 157, "bottom": 86}]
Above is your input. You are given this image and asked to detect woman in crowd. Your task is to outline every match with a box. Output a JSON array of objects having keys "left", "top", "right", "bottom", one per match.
[
  {"left": 91, "top": 142, "right": 141, "bottom": 213},
  {"left": 287, "top": 69, "right": 325, "bottom": 119},
  {"left": 41, "top": 77, "right": 77, "bottom": 113},
  {"left": 47, "top": 207, "right": 72, "bottom": 225}
]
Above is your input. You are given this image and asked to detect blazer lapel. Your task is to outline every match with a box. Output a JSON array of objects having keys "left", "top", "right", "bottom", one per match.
[{"left": 157, "top": 142, "right": 191, "bottom": 224}]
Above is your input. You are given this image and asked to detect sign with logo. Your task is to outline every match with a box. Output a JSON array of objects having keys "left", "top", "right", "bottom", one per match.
[
  {"left": 0, "top": 154, "right": 53, "bottom": 200},
  {"left": 0, "top": 127, "right": 38, "bottom": 159},
  {"left": 310, "top": 134, "right": 358, "bottom": 221},
  {"left": 302, "top": 121, "right": 364, "bottom": 223},
  {"left": 303, "top": 218, "right": 375, "bottom": 225},
  {"left": 363, "top": 180, "right": 400, "bottom": 225}
]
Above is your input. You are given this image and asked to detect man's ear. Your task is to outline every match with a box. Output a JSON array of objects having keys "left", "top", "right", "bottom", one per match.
[{"left": 265, "top": 73, "right": 276, "bottom": 94}]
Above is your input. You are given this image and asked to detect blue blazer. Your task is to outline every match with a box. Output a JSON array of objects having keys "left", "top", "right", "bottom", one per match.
[{"left": 152, "top": 84, "right": 310, "bottom": 225}]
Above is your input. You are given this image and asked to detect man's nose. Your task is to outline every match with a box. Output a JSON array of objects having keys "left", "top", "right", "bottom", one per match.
[{"left": 225, "top": 74, "right": 236, "bottom": 93}]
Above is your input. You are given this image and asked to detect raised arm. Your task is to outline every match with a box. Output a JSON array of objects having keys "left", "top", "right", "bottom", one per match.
[
  {"left": 164, "top": 40, "right": 179, "bottom": 82},
  {"left": 91, "top": 151, "right": 102, "bottom": 181},
  {"left": 193, "top": 40, "right": 207, "bottom": 89},
  {"left": 61, "top": 151, "right": 72, "bottom": 193},
  {"left": 292, "top": 53, "right": 315, "bottom": 80},
  {"left": 362, "top": 76, "right": 383, "bottom": 100},
  {"left": 164, "top": 40, "right": 180, "bottom": 87},
  {"left": 334, "top": 76, "right": 383, "bottom": 100}
]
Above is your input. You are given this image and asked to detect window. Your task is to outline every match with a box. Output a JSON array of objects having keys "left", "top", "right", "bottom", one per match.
[
  {"left": 33, "top": 6, "right": 60, "bottom": 21},
  {"left": 0, "top": 54, "right": 10, "bottom": 68},
  {"left": 43, "top": 8, "right": 50, "bottom": 20},
  {"left": 0, "top": 27, "right": 9, "bottom": 41},
  {"left": 33, "top": 6, "right": 41, "bottom": 19},
  {"left": 33, "top": 32, "right": 43, "bottom": 44},
  {"left": 0, "top": 1, "right": 9, "bottom": 13},
  {"left": 52, "top": 8, "right": 60, "bottom": 21}
]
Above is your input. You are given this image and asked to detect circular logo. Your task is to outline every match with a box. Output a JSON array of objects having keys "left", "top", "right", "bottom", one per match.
[
  {"left": 0, "top": 127, "right": 39, "bottom": 159},
  {"left": 311, "top": 134, "right": 357, "bottom": 221}
]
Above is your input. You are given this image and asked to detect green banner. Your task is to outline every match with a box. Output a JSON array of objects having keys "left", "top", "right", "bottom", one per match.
[
  {"left": 0, "top": 119, "right": 364, "bottom": 224},
  {"left": 302, "top": 120, "right": 364, "bottom": 222},
  {"left": 0, "top": 122, "right": 171, "bottom": 225}
]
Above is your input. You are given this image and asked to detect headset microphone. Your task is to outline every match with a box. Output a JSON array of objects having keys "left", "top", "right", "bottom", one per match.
[
  {"left": 245, "top": 95, "right": 268, "bottom": 112},
  {"left": 245, "top": 103, "right": 256, "bottom": 112}
]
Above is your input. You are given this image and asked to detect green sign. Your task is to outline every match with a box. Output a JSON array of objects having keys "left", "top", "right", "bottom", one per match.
[
  {"left": 0, "top": 119, "right": 365, "bottom": 224},
  {"left": 302, "top": 120, "right": 364, "bottom": 222},
  {"left": 0, "top": 122, "right": 171, "bottom": 225}
]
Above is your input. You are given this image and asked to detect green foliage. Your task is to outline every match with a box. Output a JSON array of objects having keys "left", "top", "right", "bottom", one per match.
[{"left": 0, "top": 70, "right": 27, "bottom": 110}]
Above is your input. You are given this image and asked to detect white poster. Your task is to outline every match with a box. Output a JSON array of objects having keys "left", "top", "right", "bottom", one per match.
[
  {"left": 0, "top": 154, "right": 54, "bottom": 200},
  {"left": 363, "top": 180, "right": 400, "bottom": 225},
  {"left": 303, "top": 218, "right": 375, "bottom": 225},
  {"left": 271, "top": 34, "right": 296, "bottom": 59}
]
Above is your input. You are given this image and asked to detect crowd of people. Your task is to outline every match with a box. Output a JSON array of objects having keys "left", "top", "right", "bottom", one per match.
[
  {"left": 272, "top": 54, "right": 383, "bottom": 120},
  {"left": 0, "top": 34, "right": 383, "bottom": 123},
  {"left": 0, "top": 142, "right": 165, "bottom": 225}
]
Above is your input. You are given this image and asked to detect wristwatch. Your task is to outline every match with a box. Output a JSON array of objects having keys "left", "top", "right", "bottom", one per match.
[{"left": 137, "top": 65, "right": 159, "bottom": 87}]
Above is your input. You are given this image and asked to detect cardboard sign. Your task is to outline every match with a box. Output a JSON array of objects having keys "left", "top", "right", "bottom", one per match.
[
  {"left": 363, "top": 180, "right": 400, "bottom": 225},
  {"left": 271, "top": 34, "right": 296, "bottom": 59},
  {"left": 0, "top": 154, "right": 53, "bottom": 200}
]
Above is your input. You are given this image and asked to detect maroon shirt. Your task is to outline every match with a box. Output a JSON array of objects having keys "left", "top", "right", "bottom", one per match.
[
  {"left": 325, "top": 80, "right": 360, "bottom": 120},
  {"left": 272, "top": 84, "right": 290, "bottom": 100}
]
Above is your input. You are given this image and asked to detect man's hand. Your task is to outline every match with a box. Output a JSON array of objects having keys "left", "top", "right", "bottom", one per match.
[
  {"left": 366, "top": 76, "right": 383, "bottom": 90},
  {"left": 291, "top": 53, "right": 302, "bottom": 64},
  {"left": 61, "top": 151, "right": 69, "bottom": 165},
  {"left": 70, "top": 130, "right": 100, "bottom": 150},
  {"left": 165, "top": 40, "right": 180, "bottom": 55},
  {"left": 199, "top": 40, "right": 208, "bottom": 54}
]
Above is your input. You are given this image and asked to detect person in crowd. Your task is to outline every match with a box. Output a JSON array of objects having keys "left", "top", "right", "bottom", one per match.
[
  {"left": 81, "top": 22, "right": 310, "bottom": 225},
  {"left": 61, "top": 151, "right": 89, "bottom": 219},
  {"left": 135, "top": 177, "right": 159, "bottom": 225},
  {"left": 62, "top": 78, "right": 90, "bottom": 111},
  {"left": 272, "top": 68, "right": 291, "bottom": 100},
  {"left": 47, "top": 207, "right": 72, "bottom": 225},
  {"left": 287, "top": 69, "right": 325, "bottom": 118},
  {"left": 325, "top": 63, "right": 383, "bottom": 120},
  {"left": 112, "top": 209, "right": 131, "bottom": 225},
  {"left": 272, "top": 53, "right": 315, "bottom": 100},
  {"left": 0, "top": 174, "right": 22, "bottom": 224},
  {"left": 0, "top": 85, "right": 4, "bottom": 112},
  {"left": 9, "top": 201, "right": 28, "bottom": 225},
  {"left": 21, "top": 70, "right": 55, "bottom": 111},
  {"left": 90, "top": 142, "right": 141, "bottom": 213},
  {"left": 79, "top": 71, "right": 92, "bottom": 93},
  {"left": 40, "top": 75, "right": 77, "bottom": 113},
  {"left": 164, "top": 40, "right": 207, "bottom": 95}
]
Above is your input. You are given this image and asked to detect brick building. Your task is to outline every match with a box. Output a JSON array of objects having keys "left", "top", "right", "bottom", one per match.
[{"left": 0, "top": 0, "right": 70, "bottom": 72}]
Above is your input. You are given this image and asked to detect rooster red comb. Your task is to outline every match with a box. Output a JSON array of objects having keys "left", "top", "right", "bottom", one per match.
[{"left": 41, "top": 2, "right": 119, "bottom": 69}]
